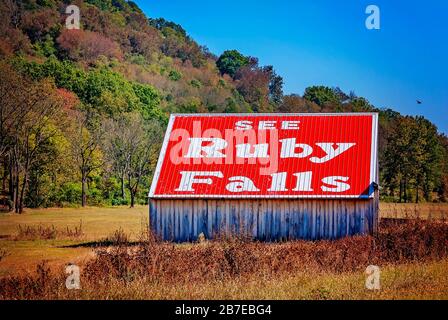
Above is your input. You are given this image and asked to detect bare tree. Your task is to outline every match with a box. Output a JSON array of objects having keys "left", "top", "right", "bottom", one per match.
[
  {"left": 67, "top": 110, "right": 104, "bottom": 207},
  {"left": 104, "top": 117, "right": 132, "bottom": 201},
  {"left": 105, "top": 113, "right": 163, "bottom": 207}
]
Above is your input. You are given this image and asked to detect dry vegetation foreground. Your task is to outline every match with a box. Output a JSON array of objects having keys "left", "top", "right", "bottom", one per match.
[{"left": 0, "top": 205, "right": 448, "bottom": 300}]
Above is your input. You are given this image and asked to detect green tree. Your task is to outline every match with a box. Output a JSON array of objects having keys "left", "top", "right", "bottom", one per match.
[
  {"left": 266, "top": 65, "right": 284, "bottom": 106},
  {"left": 383, "top": 116, "right": 444, "bottom": 203},
  {"left": 216, "top": 50, "right": 250, "bottom": 78},
  {"left": 413, "top": 117, "right": 444, "bottom": 202},
  {"left": 303, "top": 86, "right": 341, "bottom": 109}
]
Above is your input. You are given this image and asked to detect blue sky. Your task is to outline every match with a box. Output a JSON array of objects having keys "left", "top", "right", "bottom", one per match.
[{"left": 135, "top": 0, "right": 448, "bottom": 134}]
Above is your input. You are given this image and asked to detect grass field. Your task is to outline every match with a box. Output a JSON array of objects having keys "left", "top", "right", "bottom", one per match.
[
  {"left": 380, "top": 203, "right": 448, "bottom": 220},
  {"left": 0, "top": 204, "right": 447, "bottom": 300},
  {"left": 0, "top": 206, "right": 148, "bottom": 276}
]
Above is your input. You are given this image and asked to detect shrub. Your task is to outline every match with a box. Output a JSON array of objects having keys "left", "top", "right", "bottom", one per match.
[
  {"left": 15, "top": 221, "right": 83, "bottom": 241},
  {"left": 56, "top": 183, "right": 82, "bottom": 206},
  {"left": 168, "top": 70, "right": 182, "bottom": 81}
]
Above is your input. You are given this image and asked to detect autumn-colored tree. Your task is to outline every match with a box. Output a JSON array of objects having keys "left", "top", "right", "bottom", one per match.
[
  {"left": 0, "top": 62, "right": 64, "bottom": 213},
  {"left": 234, "top": 59, "right": 275, "bottom": 113},
  {"left": 277, "top": 94, "right": 320, "bottom": 113},
  {"left": 21, "top": 8, "right": 59, "bottom": 42},
  {"left": 57, "top": 29, "right": 123, "bottom": 64},
  {"left": 127, "top": 29, "right": 161, "bottom": 60}
]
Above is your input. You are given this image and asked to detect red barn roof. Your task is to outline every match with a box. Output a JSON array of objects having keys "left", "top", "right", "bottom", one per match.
[{"left": 149, "top": 113, "right": 378, "bottom": 199}]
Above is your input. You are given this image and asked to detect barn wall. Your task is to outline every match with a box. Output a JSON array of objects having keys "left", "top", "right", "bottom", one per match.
[{"left": 149, "top": 197, "right": 379, "bottom": 242}]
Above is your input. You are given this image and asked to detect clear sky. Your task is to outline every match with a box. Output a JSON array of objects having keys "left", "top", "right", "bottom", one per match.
[{"left": 135, "top": 0, "right": 448, "bottom": 134}]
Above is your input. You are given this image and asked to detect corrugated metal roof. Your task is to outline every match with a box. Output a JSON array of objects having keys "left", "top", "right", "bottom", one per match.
[{"left": 149, "top": 113, "right": 378, "bottom": 199}]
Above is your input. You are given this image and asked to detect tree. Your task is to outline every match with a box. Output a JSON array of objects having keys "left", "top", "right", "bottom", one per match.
[
  {"left": 277, "top": 94, "right": 320, "bottom": 113},
  {"left": 268, "top": 66, "right": 284, "bottom": 106},
  {"left": 413, "top": 117, "right": 444, "bottom": 202},
  {"left": 0, "top": 62, "right": 64, "bottom": 213},
  {"left": 303, "top": 86, "right": 341, "bottom": 109},
  {"left": 127, "top": 29, "right": 161, "bottom": 59},
  {"left": 105, "top": 113, "right": 163, "bottom": 207},
  {"left": 437, "top": 135, "right": 448, "bottom": 202},
  {"left": 383, "top": 116, "right": 444, "bottom": 203},
  {"left": 234, "top": 61, "right": 275, "bottom": 113},
  {"left": 126, "top": 117, "right": 163, "bottom": 207},
  {"left": 216, "top": 50, "right": 250, "bottom": 78},
  {"left": 104, "top": 116, "right": 132, "bottom": 201},
  {"left": 332, "top": 87, "right": 350, "bottom": 103},
  {"left": 348, "top": 97, "right": 372, "bottom": 112},
  {"left": 21, "top": 8, "right": 58, "bottom": 43},
  {"left": 67, "top": 110, "right": 104, "bottom": 207},
  {"left": 57, "top": 29, "right": 123, "bottom": 64}
]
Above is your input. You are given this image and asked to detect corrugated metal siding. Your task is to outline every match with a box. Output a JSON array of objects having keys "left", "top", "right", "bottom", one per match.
[{"left": 150, "top": 195, "right": 379, "bottom": 242}]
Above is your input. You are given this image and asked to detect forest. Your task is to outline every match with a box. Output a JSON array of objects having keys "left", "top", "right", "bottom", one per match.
[{"left": 0, "top": 0, "right": 447, "bottom": 213}]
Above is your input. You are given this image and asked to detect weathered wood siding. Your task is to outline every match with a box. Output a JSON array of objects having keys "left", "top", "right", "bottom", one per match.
[{"left": 149, "top": 197, "right": 379, "bottom": 242}]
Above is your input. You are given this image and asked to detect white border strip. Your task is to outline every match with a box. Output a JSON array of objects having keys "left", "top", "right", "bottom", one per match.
[
  {"left": 150, "top": 194, "right": 372, "bottom": 200},
  {"left": 148, "top": 113, "right": 379, "bottom": 200},
  {"left": 170, "top": 112, "right": 379, "bottom": 117},
  {"left": 369, "top": 113, "right": 379, "bottom": 197}
]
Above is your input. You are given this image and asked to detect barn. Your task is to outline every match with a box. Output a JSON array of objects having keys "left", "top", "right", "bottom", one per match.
[{"left": 149, "top": 113, "right": 379, "bottom": 242}]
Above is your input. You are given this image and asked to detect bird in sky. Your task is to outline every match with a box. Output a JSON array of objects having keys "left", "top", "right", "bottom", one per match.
[{"left": 417, "top": 100, "right": 422, "bottom": 105}]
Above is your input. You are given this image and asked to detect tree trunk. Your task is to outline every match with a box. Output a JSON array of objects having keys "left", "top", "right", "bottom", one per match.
[
  {"left": 415, "top": 184, "right": 419, "bottom": 204},
  {"left": 423, "top": 178, "right": 431, "bottom": 202},
  {"left": 2, "top": 158, "right": 7, "bottom": 193},
  {"left": 18, "top": 170, "right": 28, "bottom": 214},
  {"left": 14, "top": 170, "right": 19, "bottom": 213},
  {"left": 130, "top": 192, "right": 135, "bottom": 208},
  {"left": 404, "top": 178, "right": 408, "bottom": 203},
  {"left": 81, "top": 171, "right": 87, "bottom": 207},
  {"left": 8, "top": 158, "right": 14, "bottom": 212},
  {"left": 121, "top": 173, "right": 125, "bottom": 200}
]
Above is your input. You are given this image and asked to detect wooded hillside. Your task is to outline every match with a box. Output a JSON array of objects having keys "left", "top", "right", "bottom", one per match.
[{"left": 0, "top": 0, "right": 447, "bottom": 212}]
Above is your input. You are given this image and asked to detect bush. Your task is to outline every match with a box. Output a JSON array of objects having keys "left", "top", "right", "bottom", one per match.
[
  {"left": 168, "top": 70, "right": 182, "bottom": 81},
  {"left": 190, "top": 79, "right": 202, "bottom": 88},
  {"left": 58, "top": 183, "right": 82, "bottom": 205}
]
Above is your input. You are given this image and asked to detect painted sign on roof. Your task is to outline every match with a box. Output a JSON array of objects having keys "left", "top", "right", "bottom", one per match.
[{"left": 149, "top": 113, "right": 378, "bottom": 199}]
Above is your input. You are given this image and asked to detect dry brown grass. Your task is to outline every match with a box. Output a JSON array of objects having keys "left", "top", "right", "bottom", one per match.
[
  {"left": 1, "top": 219, "right": 448, "bottom": 300},
  {"left": 380, "top": 203, "right": 448, "bottom": 220},
  {"left": 0, "top": 248, "right": 8, "bottom": 263},
  {"left": 0, "top": 206, "right": 147, "bottom": 276},
  {"left": 14, "top": 221, "right": 84, "bottom": 241}
]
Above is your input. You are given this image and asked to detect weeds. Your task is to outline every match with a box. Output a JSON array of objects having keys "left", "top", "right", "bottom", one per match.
[
  {"left": 101, "top": 228, "right": 130, "bottom": 246},
  {"left": 15, "top": 221, "right": 84, "bottom": 241},
  {"left": 1, "top": 219, "right": 448, "bottom": 300},
  {"left": 0, "top": 248, "right": 8, "bottom": 262}
]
